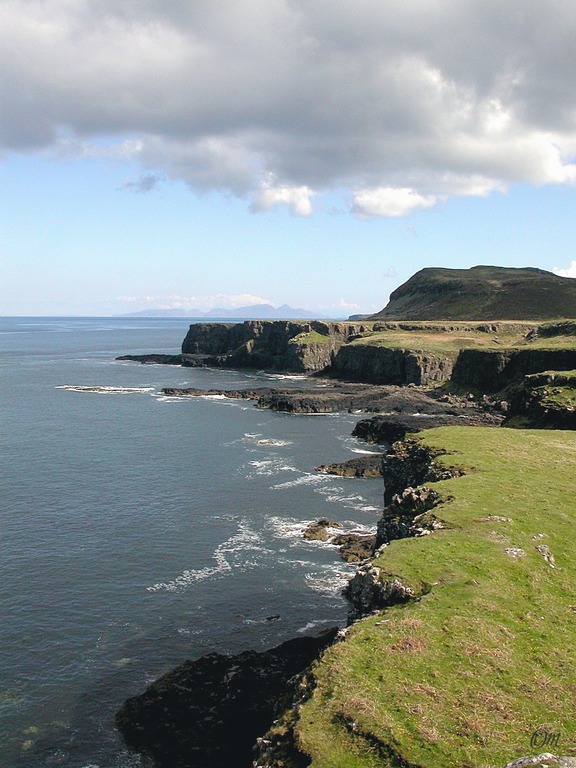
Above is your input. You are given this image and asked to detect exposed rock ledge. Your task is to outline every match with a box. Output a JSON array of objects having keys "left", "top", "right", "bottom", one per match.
[{"left": 115, "top": 629, "right": 338, "bottom": 768}]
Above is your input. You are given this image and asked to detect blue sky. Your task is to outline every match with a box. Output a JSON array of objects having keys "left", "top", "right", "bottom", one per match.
[{"left": 2, "top": 1, "right": 576, "bottom": 317}]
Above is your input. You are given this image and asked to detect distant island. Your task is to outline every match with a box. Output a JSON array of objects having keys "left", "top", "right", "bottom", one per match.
[{"left": 121, "top": 303, "right": 334, "bottom": 320}]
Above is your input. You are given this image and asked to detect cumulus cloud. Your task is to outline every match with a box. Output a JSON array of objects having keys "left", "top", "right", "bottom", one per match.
[
  {"left": 553, "top": 261, "right": 576, "bottom": 278},
  {"left": 251, "top": 177, "right": 313, "bottom": 216},
  {"left": 352, "top": 188, "right": 436, "bottom": 217},
  {"left": 3, "top": 1, "right": 576, "bottom": 215}
]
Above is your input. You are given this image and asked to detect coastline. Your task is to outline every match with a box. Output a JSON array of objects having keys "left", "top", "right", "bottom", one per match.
[{"left": 113, "top": 320, "right": 576, "bottom": 768}]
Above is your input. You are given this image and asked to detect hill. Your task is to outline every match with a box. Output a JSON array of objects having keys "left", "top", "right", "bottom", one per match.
[{"left": 372, "top": 265, "right": 576, "bottom": 321}]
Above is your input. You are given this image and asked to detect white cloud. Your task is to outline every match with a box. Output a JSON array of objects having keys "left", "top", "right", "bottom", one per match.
[
  {"left": 352, "top": 187, "right": 436, "bottom": 218},
  {"left": 337, "top": 298, "right": 359, "bottom": 310},
  {"left": 118, "top": 293, "right": 274, "bottom": 310},
  {"left": 251, "top": 177, "right": 314, "bottom": 216},
  {"left": 4, "top": 1, "right": 576, "bottom": 214},
  {"left": 553, "top": 261, "right": 576, "bottom": 278}
]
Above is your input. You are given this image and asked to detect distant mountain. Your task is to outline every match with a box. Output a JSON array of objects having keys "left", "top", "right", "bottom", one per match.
[
  {"left": 122, "top": 308, "right": 202, "bottom": 318},
  {"left": 122, "top": 303, "right": 324, "bottom": 319},
  {"left": 371, "top": 265, "right": 576, "bottom": 321}
]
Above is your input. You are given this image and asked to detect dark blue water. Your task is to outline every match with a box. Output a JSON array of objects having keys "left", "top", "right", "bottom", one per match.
[{"left": 0, "top": 317, "right": 383, "bottom": 768}]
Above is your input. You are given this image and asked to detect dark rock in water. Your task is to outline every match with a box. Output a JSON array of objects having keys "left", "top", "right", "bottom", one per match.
[
  {"left": 315, "top": 455, "right": 383, "bottom": 478},
  {"left": 332, "top": 533, "right": 377, "bottom": 562},
  {"left": 115, "top": 629, "right": 338, "bottom": 768},
  {"left": 116, "top": 353, "right": 183, "bottom": 365},
  {"left": 303, "top": 519, "right": 342, "bottom": 541}
]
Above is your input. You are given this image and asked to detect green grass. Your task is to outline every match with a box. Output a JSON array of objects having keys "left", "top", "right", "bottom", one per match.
[
  {"left": 289, "top": 330, "right": 334, "bottom": 345},
  {"left": 294, "top": 427, "right": 576, "bottom": 768}
]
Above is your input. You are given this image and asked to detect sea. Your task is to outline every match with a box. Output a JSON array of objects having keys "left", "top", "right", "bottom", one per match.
[{"left": 0, "top": 317, "right": 384, "bottom": 768}]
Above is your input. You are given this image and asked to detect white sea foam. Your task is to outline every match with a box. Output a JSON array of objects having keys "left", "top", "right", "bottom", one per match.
[
  {"left": 313, "top": 484, "right": 381, "bottom": 513},
  {"left": 304, "top": 569, "right": 353, "bottom": 597},
  {"left": 296, "top": 619, "right": 335, "bottom": 633},
  {"left": 256, "top": 438, "right": 293, "bottom": 446},
  {"left": 56, "top": 385, "right": 154, "bottom": 394},
  {"left": 266, "top": 516, "right": 311, "bottom": 540},
  {"left": 146, "top": 522, "right": 270, "bottom": 592},
  {"left": 245, "top": 459, "right": 299, "bottom": 478},
  {"left": 271, "top": 473, "right": 327, "bottom": 490}
]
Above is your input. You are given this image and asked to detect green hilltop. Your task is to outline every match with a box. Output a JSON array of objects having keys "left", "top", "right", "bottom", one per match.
[{"left": 372, "top": 265, "right": 576, "bottom": 321}]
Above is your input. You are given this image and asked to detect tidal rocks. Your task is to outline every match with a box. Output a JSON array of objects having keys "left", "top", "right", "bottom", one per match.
[
  {"left": 302, "top": 521, "right": 376, "bottom": 562},
  {"left": 116, "top": 353, "right": 183, "bottom": 365},
  {"left": 332, "top": 533, "right": 377, "bottom": 562},
  {"left": 315, "top": 455, "right": 383, "bottom": 478},
  {"left": 303, "top": 519, "right": 342, "bottom": 541},
  {"left": 115, "top": 629, "right": 338, "bottom": 768}
]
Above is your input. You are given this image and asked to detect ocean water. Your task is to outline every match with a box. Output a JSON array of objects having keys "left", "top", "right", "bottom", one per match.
[{"left": 0, "top": 317, "right": 384, "bottom": 768}]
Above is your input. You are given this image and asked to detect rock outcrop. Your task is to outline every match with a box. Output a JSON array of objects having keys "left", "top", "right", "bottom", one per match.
[
  {"left": 315, "top": 455, "right": 383, "bottom": 477},
  {"left": 380, "top": 438, "right": 462, "bottom": 505},
  {"left": 344, "top": 565, "right": 416, "bottom": 618},
  {"left": 507, "top": 370, "right": 576, "bottom": 428},
  {"left": 376, "top": 486, "right": 444, "bottom": 547},
  {"left": 180, "top": 320, "right": 372, "bottom": 373},
  {"left": 115, "top": 629, "right": 338, "bottom": 768},
  {"left": 452, "top": 348, "right": 576, "bottom": 391},
  {"left": 328, "top": 343, "right": 454, "bottom": 385}
]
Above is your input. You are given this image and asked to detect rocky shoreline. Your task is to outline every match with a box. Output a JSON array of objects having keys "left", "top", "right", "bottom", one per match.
[
  {"left": 114, "top": 319, "right": 576, "bottom": 767},
  {"left": 114, "top": 436, "right": 462, "bottom": 768}
]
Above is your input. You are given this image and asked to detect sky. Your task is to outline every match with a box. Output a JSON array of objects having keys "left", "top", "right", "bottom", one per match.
[{"left": 2, "top": 0, "right": 576, "bottom": 317}]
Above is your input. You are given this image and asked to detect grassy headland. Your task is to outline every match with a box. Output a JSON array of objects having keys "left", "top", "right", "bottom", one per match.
[{"left": 285, "top": 427, "right": 576, "bottom": 768}]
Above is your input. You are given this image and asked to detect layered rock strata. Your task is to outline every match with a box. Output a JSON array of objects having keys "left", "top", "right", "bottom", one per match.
[{"left": 180, "top": 320, "right": 372, "bottom": 373}]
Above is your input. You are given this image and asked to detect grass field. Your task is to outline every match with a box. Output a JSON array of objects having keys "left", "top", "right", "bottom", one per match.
[
  {"left": 347, "top": 322, "right": 576, "bottom": 358},
  {"left": 292, "top": 427, "right": 576, "bottom": 768}
]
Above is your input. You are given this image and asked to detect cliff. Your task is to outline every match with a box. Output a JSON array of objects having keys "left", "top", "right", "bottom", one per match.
[
  {"left": 452, "top": 348, "right": 576, "bottom": 391},
  {"left": 372, "top": 265, "right": 576, "bottom": 321},
  {"left": 180, "top": 320, "right": 372, "bottom": 373},
  {"left": 256, "top": 427, "right": 576, "bottom": 768}
]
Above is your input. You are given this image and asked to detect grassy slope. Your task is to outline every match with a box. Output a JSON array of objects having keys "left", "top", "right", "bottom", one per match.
[{"left": 296, "top": 427, "right": 576, "bottom": 768}]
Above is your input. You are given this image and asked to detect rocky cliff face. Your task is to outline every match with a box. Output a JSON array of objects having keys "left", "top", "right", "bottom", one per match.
[
  {"left": 452, "top": 348, "right": 576, "bottom": 391},
  {"left": 328, "top": 344, "right": 453, "bottom": 385},
  {"left": 180, "top": 320, "right": 372, "bottom": 372},
  {"left": 507, "top": 371, "right": 576, "bottom": 428}
]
